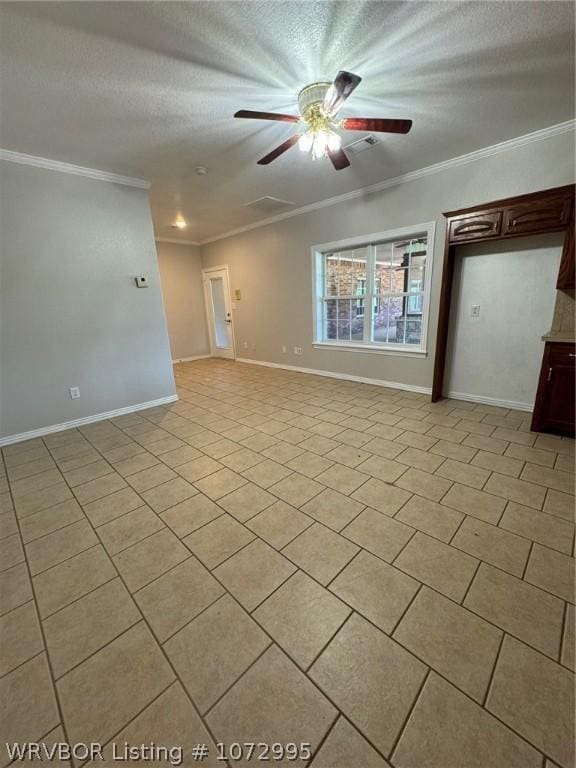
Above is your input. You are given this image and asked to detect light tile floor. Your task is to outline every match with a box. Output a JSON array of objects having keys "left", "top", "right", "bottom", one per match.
[{"left": 1, "top": 359, "right": 574, "bottom": 768}]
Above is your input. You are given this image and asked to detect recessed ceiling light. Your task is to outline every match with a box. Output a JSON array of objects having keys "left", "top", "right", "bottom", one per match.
[{"left": 172, "top": 215, "right": 187, "bottom": 229}]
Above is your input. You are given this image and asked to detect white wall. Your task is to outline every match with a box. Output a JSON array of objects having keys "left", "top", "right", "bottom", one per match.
[
  {"left": 0, "top": 161, "right": 176, "bottom": 440},
  {"left": 156, "top": 241, "right": 210, "bottom": 361},
  {"left": 445, "top": 234, "right": 563, "bottom": 409},
  {"left": 200, "top": 130, "right": 574, "bottom": 392}
]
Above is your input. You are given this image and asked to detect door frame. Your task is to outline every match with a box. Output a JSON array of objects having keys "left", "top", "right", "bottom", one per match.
[
  {"left": 432, "top": 184, "right": 575, "bottom": 402},
  {"left": 202, "top": 264, "right": 236, "bottom": 360}
]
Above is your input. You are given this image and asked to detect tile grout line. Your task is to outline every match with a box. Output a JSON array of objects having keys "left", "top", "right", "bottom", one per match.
[
  {"left": 18, "top": 510, "right": 97, "bottom": 548},
  {"left": 521, "top": 540, "right": 535, "bottom": 580},
  {"left": 459, "top": 559, "right": 483, "bottom": 606},
  {"left": 481, "top": 631, "right": 507, "bottom": 709},
  {"left": 388, "top": 667, "right": 431, "bottom": 763},
  {"left": 48, "top": 615, "right": 144, "bottom": 683},
  {"left": 43, "top": 438, "right": 232, "bottom": 768},
  {"left": 0, "top": 645, "right": 45, "bottom": 684},
  {"left": 558, "top": 600, "right": 569, "bottom": 666},
  {"left": 176, "top": 402, "right": 573, "bottom": 705},
  {"left": 155, "top": 591, "right": 228, "bottom": 647},
  {"left": 110, "top": 462, "right": 392, "bottom": 765},
  {"left": 88, "top": 679, "right": 179, "bottom": 764},
  {"left": 200, "top": 640, "right": 274, "bottom": 720},
  {"left": 26, "top": 539, "right": 103, "bottom": 579},
  {"left": 37, "top": 569, "right": 119, "bottom": 622},
  {"left": 388, "top": 582, "right": 424, "bottom": 638},
  {"left": 304, "top": 711, "right": 341, "bottom": 768},
  {"left": 162, "top": 389, "right": 575, "bottom": 606},
  {"left": 5, "top": 360, "right": 572, "bottom": 768},
  {"left": 0, "top": 445, "right": 74, "bottom": 754}
]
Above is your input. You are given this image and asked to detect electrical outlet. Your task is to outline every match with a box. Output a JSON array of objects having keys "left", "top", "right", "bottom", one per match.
[
  {"left": 243, "top": 341, "right": 248, "bottom": 349},
  {"left": 471, "top": 304, "right": 481, "bottom": 317},
  {"left": 293, "top": 346, "right": 303, "bottom": 355},
  {"left": 251, "top": 343, "right": 256, "bottom": 350},
  {"left": 281, "top": 345, "right": 287, "bottom": 354},
  {"left": 69, "top": 387, "right": 80, "bottom": 400}
]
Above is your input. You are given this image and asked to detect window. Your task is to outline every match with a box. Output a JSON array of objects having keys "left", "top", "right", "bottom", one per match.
[
  {"left": 312, "top": 223, "right": 435, "bottom": 355},
  {"left": 355, "top": 278, "right": 366, "bottom": 318}
]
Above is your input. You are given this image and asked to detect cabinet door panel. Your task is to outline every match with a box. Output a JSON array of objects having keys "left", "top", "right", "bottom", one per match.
[
  {"left": 531, "top": 343, "right": 575, "bottom": 436},
  {"left": 548, "top": 343, "right": 576, "bottom": 366},
  {"left": 545, "top": 364, "right": 575, "bottom": 434},
  {"left": 448, "top": 210, "right": 502, "bottom": 242},
  {"left": 503, "top": 196, "right": 572, "bottom": 236}
]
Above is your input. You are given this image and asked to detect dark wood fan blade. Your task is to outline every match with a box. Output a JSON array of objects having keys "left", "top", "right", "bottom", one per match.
[
  {"left": 328, "top": 148, "right": 350, "bottom": 170},
  {"left": 257, "top": 134, "right": 301, "bottom": 165},
  {"left": 234, "top": 110, "right": 300, "bottom": 123},
  {"left": 323, "top": 71, "right": 362, "bottom": 116},
  {"left": 341, "top": 118, "right": 413, "bottom": 134}
]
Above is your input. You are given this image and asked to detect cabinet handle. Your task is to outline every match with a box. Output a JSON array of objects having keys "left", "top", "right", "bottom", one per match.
[
  {"left": 547, "top": 367, "right": 553, "bottom": 382},
  {"left": 569, "top": 354, "right": 576, "bottom": 358}
]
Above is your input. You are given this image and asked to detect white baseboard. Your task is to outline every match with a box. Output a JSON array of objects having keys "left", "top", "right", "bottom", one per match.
[
  {"left": 447, "top": 390, "right": 533, "bottom": 412},
  {"left": 236, "top": 357, "right": 432, "bottom": 395},
  {"left": 172, "top": 355, "right": 212, "bottom": 363},
  {"left": 0, "top": 394, "right": 179, "bottom": 448}
]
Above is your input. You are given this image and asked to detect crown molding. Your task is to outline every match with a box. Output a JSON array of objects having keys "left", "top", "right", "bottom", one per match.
[
  {"left": 199, "top": 119, "right": 575, "bottom": 245},
  {"left": 155, "top": 237, "right": 201, "bottom": 246},
  {"left": 0, "top": 148, "right": 150, "bottom": 189}
]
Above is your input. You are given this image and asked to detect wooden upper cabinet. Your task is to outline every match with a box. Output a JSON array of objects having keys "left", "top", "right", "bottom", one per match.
[
  {"left": 448, "top": 210, "right": 502, "bottom": 242},
  {"left": 446, "top": 186, "right": 574, "bottom": 246},
  {"left": 503, "top": 194, "right": 572, "bottom": 236}
]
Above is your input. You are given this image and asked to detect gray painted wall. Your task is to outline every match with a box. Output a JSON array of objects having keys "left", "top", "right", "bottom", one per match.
[
  {"left": 0, "top": 161, "right": 176, "bottom": 439},
  {"left": 445, "top": 234, "right": 563, "bottom": 408},
  {"left": 200, "top": 131, "right": 575, "bottom": 392},
  {"left": 156, "top": 241, "right": 210, "bottom": 361}
]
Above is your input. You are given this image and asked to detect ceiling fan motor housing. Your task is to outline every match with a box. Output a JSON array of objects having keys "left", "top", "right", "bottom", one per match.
[{"left": 298, "top": 82, "right": 331, "bottom": 117}]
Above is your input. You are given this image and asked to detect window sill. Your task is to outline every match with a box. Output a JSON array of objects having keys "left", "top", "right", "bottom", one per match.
[{"left": 313, "top": 342, "right": 427, "bottom": 358}]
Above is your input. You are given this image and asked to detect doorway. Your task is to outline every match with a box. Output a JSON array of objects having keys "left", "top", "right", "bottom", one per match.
[{"left": 202, "top": 266, "right": 235, "bottom": 359}]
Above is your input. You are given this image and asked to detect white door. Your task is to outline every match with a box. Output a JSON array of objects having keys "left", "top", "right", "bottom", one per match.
[{"left": 203, "top": 267, "right": 235, "bottom": 359}]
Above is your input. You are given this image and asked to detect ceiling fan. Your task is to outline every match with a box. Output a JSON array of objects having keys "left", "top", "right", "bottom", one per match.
[{"left": 234, "top": 70, "right": 412, "bottom": 171}]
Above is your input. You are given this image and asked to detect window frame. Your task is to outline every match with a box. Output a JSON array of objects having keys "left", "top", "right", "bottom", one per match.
[{"left": 311, "top": 222, "right": 436, "bottom": 357}]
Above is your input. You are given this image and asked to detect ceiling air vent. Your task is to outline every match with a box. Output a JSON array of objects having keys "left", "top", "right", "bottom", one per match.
[
  {"left": 344, "top": 134, "right": 380, "bottom": 154},
  {"left": 244, "top": 196, "right": 295, "bottom": 212}
]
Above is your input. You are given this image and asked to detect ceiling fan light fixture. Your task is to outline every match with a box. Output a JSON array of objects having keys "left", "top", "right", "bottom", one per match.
[
  {"left": 308, "top": 129, "right": 341, "bottom": 160},
  {"left": 298, "top": 132, "right": 314, "bottom": 152},
  {"left": 234, "top": 69, "right": 411, "bottom": 171},
  {"left": 172, "top": 216, "right": 187, "bottom": 229},
  {"left": 327, "top": 131, "right": 342, "bottom": 152},
  {"left": 311, "top": 132, "right": 327, "bottom": 160}
]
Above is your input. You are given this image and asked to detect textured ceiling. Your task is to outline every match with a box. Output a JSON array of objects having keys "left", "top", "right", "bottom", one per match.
[{"left": 0, "top": 1, "right": 574, "bottom": 242}]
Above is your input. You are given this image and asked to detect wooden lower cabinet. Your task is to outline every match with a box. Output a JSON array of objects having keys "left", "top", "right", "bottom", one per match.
[{"left": 531, "top": 342, "right": 575, "bottom": 436}]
